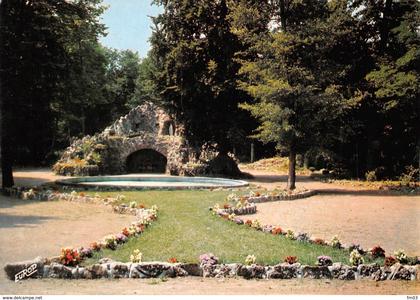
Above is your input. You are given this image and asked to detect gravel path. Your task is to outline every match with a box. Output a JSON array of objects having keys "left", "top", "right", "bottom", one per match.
[{"left": 243, "top": 168, "right": 420, "bottom": 256}]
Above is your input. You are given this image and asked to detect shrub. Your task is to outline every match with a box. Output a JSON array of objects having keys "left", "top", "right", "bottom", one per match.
[
  {"left": 349, "top": 243, "right": 365, "bottom": 255},
  {"left": 60, "top": 248, "right": 80, "bottom": 266},
  {"left": 103, "top": 235, "right": 117, "bottom": 250},
  {"left": 399, "top": 166, "right": 419, "bottom": 186},
  {"left": 284, "top": 256, "right": 298, "bottom": 264},
  {"left": 384, "top": 256, "right": 397, "bottom": 267},
  {"left": 79, "top": 247, "right": 93, "bottom": 258},
  {"left": 121, "top": 227, "right": 131, "bottom": 237},
  {"left": 365, "top": 170, "right": 377, "bottom": 182},
  {"left": 90, "top": 242, "right": 101, "bottom": 251},
  {"left": 330, "top": 235, "right": 342, "bottom": 249},
  {"left": 251, "top": 219, "right": 262, "bottom": 230},
  {"left": 317, "top": 255, "right": 333, "bottom": 266},
  {"left": 394, "top": 249, "right": 408, "bottom": 263},
  {"left": 296, "top": 232, "right": 310, "bottom": 243},
  {"left": 370, "top": 245, "right": 386, "bottom": 258},
  {"left": 130, "top": 249, "right": 142, "bottom": 263},
  {"left": 349, "top": 250, "right": 364, "bottom": 266},
  {"left": 245, "top": 255, "right": 256, "bottom": 266},
  {"left": 313, "top": 238, "right": 326, "bottom": 245},
  {"left": 115, "top": 233, "right": 128, "bottom": 244},
  {"left": 129, "top": 201, "right": 137, "bottom": 209},
  {"left": 271, "top": 226, "right": 283, "bottom": 235},
  {"left": 199, "top": 253, "right": 219, "bottom": 265},
  {"left": 285, "top": 230, "right": 295, "bottom": 240},
  {"left": 52, "top": 160, "right": 99, "bottom": 176}
]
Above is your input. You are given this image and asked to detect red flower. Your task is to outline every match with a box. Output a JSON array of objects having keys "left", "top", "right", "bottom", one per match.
[
  {"left": 245, "top": 220, "right": 252, "bottom": 226},
  {"left": 272, "top": 227, "right": 283, "bottom": 235},
  {"left": 90, "top": 242, "right": 101, "bottom": 251},
  {"left": 384, "top": 256, "right": 397, "bottom": 267},
  {"left": 168, "top": 257, "right": 178, "bottom": 263},
  {"left": 122, "top": 227, "right": 130, "bottom": 237},
  {"left": 313, "top": 238, "right": 326, "bottom": 245},
  {"left": 139, "top": 204, "right": 146, "bottom": 209},
  {"left": 370, "top": 245, "right": 386, "bottom": 258},
  {"left": 223, "top": 204, "right": 231, "bottom": 209},
  {"left": 284, "top": 256, "right": 298, "bottom": 264}
]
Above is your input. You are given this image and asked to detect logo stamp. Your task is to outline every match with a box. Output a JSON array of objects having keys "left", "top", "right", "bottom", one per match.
[{"left": 14, "top": 263, "right": 38, "bottom": 282}]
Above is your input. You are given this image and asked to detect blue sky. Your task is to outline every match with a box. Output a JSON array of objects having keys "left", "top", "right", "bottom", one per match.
[{"left": 100, "top": 0, "right": 162, "bottom": 57}]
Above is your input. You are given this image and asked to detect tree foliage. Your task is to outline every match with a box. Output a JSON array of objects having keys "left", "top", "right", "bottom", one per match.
[{"left": 150, "top": 0, "right": 256, "bottom": 152}]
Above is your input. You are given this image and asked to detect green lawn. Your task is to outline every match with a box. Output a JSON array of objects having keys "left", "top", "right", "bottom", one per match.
[{"left": 84, "top": 190, "right": 380, "bottom": 266}]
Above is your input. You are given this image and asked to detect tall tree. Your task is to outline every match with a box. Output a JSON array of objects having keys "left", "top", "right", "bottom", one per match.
[
  {"left": 0, "top": 0, "right": 107, "bottom": 187},
  {"left": 232, "top": 0, "right": 354, "bottom": 189},
  {"left": 150, "top": 0, "right": 255, "bottom": 153}
]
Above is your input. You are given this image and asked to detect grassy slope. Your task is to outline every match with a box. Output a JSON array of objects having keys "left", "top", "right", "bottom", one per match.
[
  {"left": 85, "top": 190, "right": 379, "bottom": 266},
  {"left": 240, "top": 157, "right": 310, "bottom": 175}
]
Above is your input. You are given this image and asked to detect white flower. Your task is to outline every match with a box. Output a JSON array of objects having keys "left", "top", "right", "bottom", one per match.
[
  {"left": 251, "top": 219, "right": 261, "bottom": 229},
  {"left": 130, "top": 249, "right": 142, "bottom": 263},
  {"left": 70, "top": 190, "right": 78, "bottom": 197},
  {"left": 394, "top": 249, "right": 407, "bottom": 262},
  {"left": 330, "top": 235, "right": 341, "bottom": 248},
  {"left": 349, "top": 249, "right": 364, "bottom": 266},
  {"left": 116, "top": 194, "right": 126, "bottom": 201},
  {"left": 285, "top": 229, "right": 295, "bottom": 239},
  {"left": 245, "top": 255, "right": 256, "bottom": 266},
  {"left": 227, "top": 193, "right": 239, "bottom": 201}
]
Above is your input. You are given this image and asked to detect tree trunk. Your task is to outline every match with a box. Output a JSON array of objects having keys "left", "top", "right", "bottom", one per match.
[
  {"left": 1, "top": 148, "right": 14, "bottom": 188},
  {"left": 287, "top": 148, "right": 296, "bottom": 190},
  {"left": 0, "top": 0, "right": 15, "bottom": 188}
]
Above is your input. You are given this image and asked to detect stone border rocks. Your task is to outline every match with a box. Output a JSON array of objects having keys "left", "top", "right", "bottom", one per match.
[
  {"left": 246, "top": 190, "right": 317, "bottom": 203},
  {"left": 4, "top": 258, "right": 418, "bottom": 281}
]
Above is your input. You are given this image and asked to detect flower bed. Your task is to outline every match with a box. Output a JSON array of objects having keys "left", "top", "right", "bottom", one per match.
[
  {"left": 225, "top": 190, "right": 317, "bottom": 205},
  {"left": 213, "top": 193, "right": 420, "bottom": 270},
  {"left": 2, "top": 186, "right": 159, "bottom": 268},
  {"left": 2, "top": 186, "right": 419, "bottom": 282}
]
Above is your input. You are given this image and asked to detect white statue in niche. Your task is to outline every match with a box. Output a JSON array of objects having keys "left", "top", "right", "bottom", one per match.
[{"left": 169, "top": 123, "right": 174, "bottom": 136}]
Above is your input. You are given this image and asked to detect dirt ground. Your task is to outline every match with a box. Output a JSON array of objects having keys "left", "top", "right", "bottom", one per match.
[
  {"left": 0, "top": 168, "right": 419, "bottom": 295},
  {"left": 1, "top": 276, "right": 419, "bottom": 295},
  {"left": 242, "top": 169, "right": 420, "bottom": 255}
]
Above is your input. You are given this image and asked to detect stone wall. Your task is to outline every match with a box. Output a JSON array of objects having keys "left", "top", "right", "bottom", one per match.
[{"left": 53, "top": 102, "right": 192, "bottom": 176}]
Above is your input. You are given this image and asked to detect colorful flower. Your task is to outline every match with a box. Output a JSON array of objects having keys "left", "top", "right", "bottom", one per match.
[
  {"left": 168, "top": 257, "right": 178, "bottom": 263},
  {"left": 349, "top": 249, "right": 364, "bottom": 266},
  {"left": 285, "top": 229, "right": 295, "bottom": 240},
  {"left": 384, "top": 256, "right": 397, "bottom": 267},
  {"left": 60, "top": 247, "right": 80, "bottom": 266},
  {"left": 130, "top": 249, "right": 142, "bottom": 263},
  {"left": 271, "top": 226, "right": 283, "bottom": 235},
  {"left": 330, "top": 235, "right": 342, "bottom": 249},
  {"left": 370, "top": 245, "right": 386, "bottom": 258},
  {"left": 245, "top": 255, "right": 256, "bottom": 266},
  {"left": 199, "top": 253, "right": 219, "bottom": 265},
  {"left": 394, "top": 249, "right": 408, "bottom": 263},
  {"left": 284, "top": 256, "right": 298, "bottom": 264}
]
